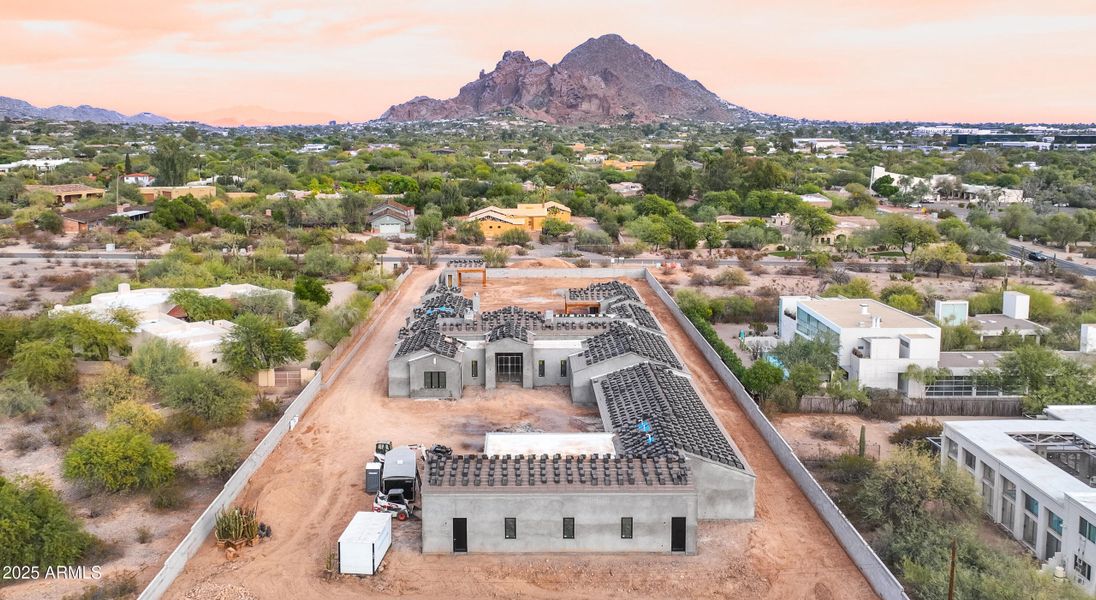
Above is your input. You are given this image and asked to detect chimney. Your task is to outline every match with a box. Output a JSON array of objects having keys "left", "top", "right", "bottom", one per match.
[
  {"left": 472, "top": 292, "right": 481, "bottom": 313},
  {"left": 116, "top": 203, "right": 130, "bottom": 214},
  {"left": 871, "top": 316, "right": 882, "bottom": 328},
  {"left": 859, "top": 303, "right": 870, "bottom": 316},
  {"left": 118, "top": 283, "right": 131, "bottom": 294}
]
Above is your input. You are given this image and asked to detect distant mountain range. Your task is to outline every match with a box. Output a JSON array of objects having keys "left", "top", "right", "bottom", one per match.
[
  {"left": 380, "top": 34, "right": 764, "bottom": 125},
  {"left": 0, "top": 96, "right": 171, "bottom": 125}
]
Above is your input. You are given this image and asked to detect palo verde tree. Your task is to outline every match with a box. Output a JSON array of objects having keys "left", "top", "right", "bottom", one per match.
[{"left": 220, "top": 313, "right": 306, "bottom": 377}]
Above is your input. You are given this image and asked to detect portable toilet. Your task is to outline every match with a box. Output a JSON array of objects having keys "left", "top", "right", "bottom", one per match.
[
  {"left": 338, "top": 512, "right": 392, "bottom": 575},
  {"left": 365, "top": 462, "right": 382, "bottom": 494}
]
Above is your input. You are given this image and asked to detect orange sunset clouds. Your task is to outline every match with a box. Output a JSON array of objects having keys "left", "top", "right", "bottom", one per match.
[{"left": 2, "top": 0, "right": 1094, "bottom": 125}]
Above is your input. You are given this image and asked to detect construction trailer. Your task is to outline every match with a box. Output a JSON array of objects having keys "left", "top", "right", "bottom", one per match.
[
  {"left": 381, "top": 446, "right": 420, "bottom": 502},
  {"left": 338, "top": 512, "right": 392, "bottom": 575}
]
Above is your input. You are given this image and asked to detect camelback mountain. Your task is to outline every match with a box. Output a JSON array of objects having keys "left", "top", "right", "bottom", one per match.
[{"left": 380, "top": 34, "right": 760, "bottom": 124}]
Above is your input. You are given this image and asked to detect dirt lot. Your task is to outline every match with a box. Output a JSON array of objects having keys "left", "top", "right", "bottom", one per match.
[
  {"left": 162, "top": 269, "right": 876, "bottom": 600},
  {"left": 0, "top": 257, "right": 137, "bottom": 314}
]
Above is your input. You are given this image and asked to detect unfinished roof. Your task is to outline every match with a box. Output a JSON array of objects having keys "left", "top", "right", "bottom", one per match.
[
  {"left": 568, "top": 281, "right": 640, "bottom": 303},
  {"left": 395, "top": 328, "right": 463, "bottom": 358},
  {"left": 486, "top": 321, "right": 530, "bottom": 343},
  {"left": 800, "top": 298, "right": 937, "bottom": 330},
  {"left": 606, "top": 299, "right": 660, "bottom": 331},
  {"left": 581, "top": 322, "right": 682, "bottom": 370},
  {"left": 424, "top": 452, "right": 692, "bottom": 491},
  {"left": 425, "top": 282, "right": 462, "bottom": 296},
  {"left": 480, "top": 306, "right": 545, "bottom": 329},
  {"left": 413, "top": 292, "right": 472, "bottom": 318},
  {"left": 598, "top": 363, "right": 745, "bottom": 470}
]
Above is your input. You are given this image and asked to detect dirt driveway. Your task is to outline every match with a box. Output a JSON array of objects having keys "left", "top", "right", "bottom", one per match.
[{"left": 164, "top": 270, "right": 877, "bottom": 600}]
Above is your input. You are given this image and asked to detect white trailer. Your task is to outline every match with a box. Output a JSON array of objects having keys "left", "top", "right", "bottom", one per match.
[{"left": 338, "top": 512, "right": 392, "bottom": 575}]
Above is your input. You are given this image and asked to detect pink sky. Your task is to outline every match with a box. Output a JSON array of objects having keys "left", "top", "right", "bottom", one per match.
[{"left": 2, "top": 0, "right": 1094, "bottom": 126}]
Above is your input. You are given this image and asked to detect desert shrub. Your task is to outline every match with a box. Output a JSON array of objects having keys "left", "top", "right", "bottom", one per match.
[
  {"left": 158, "top": 412, "right": 210, "bottom": 443},
  {"left": 191, "top": 431, "right": 247, "bottom": 480},
  {"left": 574, "top": 258, "right": 591, "bottom": 268},
  {"left": 0, "top": 475, "right": 95, "bottom": 571},
  {"left": 129, "top": 338, "right": 191, "bottom": 390},
  {"left": 768, "top": 382, "right": 799, "bottom": 413},
  {"left": 889, "top": 419, "right": 943, "bottom": 448},
  {"left": 482, "top": 247, "right": 510, "bottom": 268},
  {"left": 252, "top": 395, "right": 283, "bottom": 421},
  {"left": 497, "top": 228, "right": 531, "bottom": 247},
  {"left": 135, "top": 527, "right": 152, "bottom": 544},
  {"left": 293, "top": 275, "right": 331, "bottom": 307},
  {"left": 980, "top": 264, "right": 1007, "bottom": 279},
  {"left": 83, "top": 364, "right": 152, "bottom": 412},
  {"left": 0, "top": 377, "right": 47, "bottom": 417},
  {"left": 9, "top": 339, "right": 76, "bottom": 391},
  {"left": 149, "top": 484, "right": 187, "bottom": 511},
  {"left": 808, "top": 417, "right": 850, "bottom": 443},
  {"left": 827, "top": 454, "right": 876, "bottom": 484},
  {"left": 714, "top": 267, "right": 749, "bottom": 288},
  {"left": 162, "top": 368, "right": 253, "bottom": 427},
  {"left": 62, "top": 427, "right": 176, "bottom": 492},
  {"left": 689, "top": 272, "right": 712, "bottom": 286},
  {"left": 313, "top": 293, "right": 373, "bottom": 347},
  {"left": 45, "top": 412, "right": 90, "bottom": 447},
  {"left": 106, "top": 400, "right": 164, "bottom": 434},
  {"left": 63, "top": 570, "right": 138, "bottom": 600},
  {"left": 10, "top": 430, "right": 43, "bottom": 455},
  {"left": 864, "top": 388, "right": 903, "bottom": 421}
]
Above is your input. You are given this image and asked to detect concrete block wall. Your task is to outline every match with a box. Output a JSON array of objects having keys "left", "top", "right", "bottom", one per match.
[{"left": 643, "top": 270, "right": 910, "bottom": 600}]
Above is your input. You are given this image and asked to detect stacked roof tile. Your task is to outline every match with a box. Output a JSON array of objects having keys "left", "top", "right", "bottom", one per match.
[
  {"left": 486, "top": 321, "right": 530, "bottom": 343},
  {"left": 448, "top": 259, "right": 485, "bottom": 268},
  {"left": 606, "top": 300, "right": 661, "bottom": 331},
  {"left": 567, "top": 281, "right": 640, "bottom": 303},
  {"left": 480, "top": 306, "right": 545, "bottom": 330},
  {"left": 581, "top": 322, "right": 682, "bottom": 369},
  {"left": 413, "top": 292, "right": 473, "bottom": 318},
  {"left": 425, "top": 452, "right": 691, "bottom": 489},
  {"left": 394, "top": 328, "right": 463, "bottom": 358},
  {"left": 599, "top": 363, "right": 744, "bottom": 470}
]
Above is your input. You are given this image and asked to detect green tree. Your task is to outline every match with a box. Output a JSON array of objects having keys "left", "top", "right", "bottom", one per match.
[
  {"left": 9, "top": 340, "right": 75, "bottom": 391},
  {"left": 34, "top": 210, "right": 63, "bottom": 234},
  {"left": 293, "top": 275, "right": 331, "bottom": 306},
  {"left": 62, "top": 427, "right": 175, "bottom": 492},
  {"left": 626, "top": 215, "right": 671, "bottom": 249},
  {"left": 540, "top": 217, "right": 574, "bottom": 241},
  {"left": 791, "top": 205, "right": 836, "bottom": 240},
  {"left": 130, "top": 338, "right": 191, "bottom": 390},
  {"left": 363, "top": 236, "right": 388, "bottom": 259},
  {"left": 805, "top": 252, "right": 832, "bottom": 274},
  {"left": 149, "top": 136, "right": 194, "bottom": 186},
  {"left": 637, "top": 153, "right": 692, "bottom": 201},
  {"left": 856, "top": 448, "right": 978, "bottom": 528},
  {"left": 770, "top": 333, "right": 839, "bottom": 373},
  {"left": 221, "top": 314, "right": 306, "bottom": 377},
  {"left": 873, "top": 214, "right": 940, "bottom": 258},
  {"left": 741, "top": 360, "right": 785, "bottom": 400},
  {"left": 162, "top": 368, "right": 253, "bottom": 427},
  {"left": 911, "top": 242, "right": 967, "bottom": 277},
  {"left": 700, "top": 222, "right": 724, "bottom": 254},
  {"left": 885, "top": 293, "right": 922, "bottom": 313},
  {"left": 870, "top": 174, "right": 899, "bottom": 198},
  {"left": 822, "top": 277, "right": 876, "bottom": 299},
  {"left": 414, "top": 207, "right": 444, "bottom": 241},
  {"left": 168, "top": 289, "right": 234, "bottom": 322},
  {"left": 0, "top": 475, "right": 94, "bottom": 569},
  {"left": 788, "top": 363, "right": 822, "bottom": 399},
  {"left": 665, "top": 212, "right": 700, "bottom": 249},
  {"left": 37, "top": 311, "right": 134, "bottom": 361},
  {"left": 1043, "top": 213, "right": 1085, "bottom": 248}
]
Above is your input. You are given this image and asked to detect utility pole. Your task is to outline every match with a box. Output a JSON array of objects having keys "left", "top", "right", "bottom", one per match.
[{"left": 947, "top": 538, "right": 957, "bottom": 600}]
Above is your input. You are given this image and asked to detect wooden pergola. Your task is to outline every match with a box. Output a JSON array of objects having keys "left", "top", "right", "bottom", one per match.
[
  {"left": 447, "top": 260, "right": 487, "bottom": 287},
  {"left": 563, "top": 299, "right": 600, "bottom": 315}
]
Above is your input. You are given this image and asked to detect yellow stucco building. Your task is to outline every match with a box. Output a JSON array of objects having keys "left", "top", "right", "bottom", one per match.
[{"left": 466, "top": 201, "right": 572, "bottom": 238}]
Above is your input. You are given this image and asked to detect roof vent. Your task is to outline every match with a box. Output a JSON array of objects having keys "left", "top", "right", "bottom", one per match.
[{"left": 859, "top": 303, "right": 870, "bottom": 316}]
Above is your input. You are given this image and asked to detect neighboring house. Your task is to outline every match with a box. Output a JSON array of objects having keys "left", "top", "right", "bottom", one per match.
[
  {"left": 602, "top": 159, "right": 655, "bottom": 171},
  {"left": 368, "top": 199, "right": 416, "bottom": 236},
  {"left": 869, "top": 165, "right": 1026, "bottom": 204},
  {"left": 59, "top": 203, "right": 152, "bottom": 234},
  {"left": 25, "top": 184, "right": 105, "bottom": 206},
  {"left": 609, "top": 182, "right": 644, "bottom": 197},
  {"left": 139, "top": 185, "right": 216, "bottom": 202},
  {"left": 52, "top": 283, "right": 296, "bottom": 366},
  {"left": 123, "top": 173, "right": 154, "bottom": 187},
  {"left": 0, "top": 158, "right": 72, "bottom": 173},
  {"left": 941, "top": 405, "right": 1096, "bottom": 592},
  {"left": 465, "top": 201, "right": 572, "bottom": 238}
]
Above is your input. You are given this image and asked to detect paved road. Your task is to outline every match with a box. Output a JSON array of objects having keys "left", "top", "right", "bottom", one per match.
[{"left": 1006, "top": 243, "right": 1096, "bottom": 277}]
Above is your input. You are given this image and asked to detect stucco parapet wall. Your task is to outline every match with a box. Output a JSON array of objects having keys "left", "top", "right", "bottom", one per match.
[{"left": 485, "top": 267, "right": 647, "bottom": 279}]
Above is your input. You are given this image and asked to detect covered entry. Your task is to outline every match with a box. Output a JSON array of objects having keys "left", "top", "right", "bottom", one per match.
[{"left": 495, "top": 353, "right": 523, "bottom": 384}]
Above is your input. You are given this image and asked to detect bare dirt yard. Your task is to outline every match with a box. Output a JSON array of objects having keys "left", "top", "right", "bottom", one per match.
[
  {"left": 163, "top": 269, "right": 876, "bottom": 600},
  {"left": 0, "top": 257, "right": 137, "bottom": 314}
]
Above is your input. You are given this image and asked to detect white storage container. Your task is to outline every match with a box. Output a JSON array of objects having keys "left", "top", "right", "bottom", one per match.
[{"left": 338, "top": 511, "right": 392, "bottom": 575}]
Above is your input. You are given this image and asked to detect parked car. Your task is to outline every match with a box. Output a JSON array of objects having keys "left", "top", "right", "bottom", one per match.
[{"left": 1028, "top": 252, "right": 1049, "bottom": 262}]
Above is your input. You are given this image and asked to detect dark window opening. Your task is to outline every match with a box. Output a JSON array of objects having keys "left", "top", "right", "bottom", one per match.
[
  {"left": 563, "top": 517, "right": 574, "bottom": 539},
  {"left": 504, "top": 517, "right": 517, "bottom": 539},
  {"left": 424, "top": 371, "right": 447, "bottom": 389},
  {"left": 621, "top": 517, "right": 633, "bottom": 539}
]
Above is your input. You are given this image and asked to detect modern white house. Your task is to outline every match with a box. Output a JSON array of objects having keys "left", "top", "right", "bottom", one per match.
[
  {"left": 52, "top": 283, "right": 297, "bottom": 366},
  {"left": 778, "top": 297, "right": 941, "bottom": 390},
  {"left": 942, "top": 406, "right": 1096, "bottom": 593},
  {"left": 869, "top": 165, "right": 1026, "bottom": 204}
]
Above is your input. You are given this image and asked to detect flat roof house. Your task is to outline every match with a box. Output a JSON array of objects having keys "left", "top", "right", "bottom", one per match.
[
  {"left": 942, "top": 406, "right": 1096, "bottom": 593},
  {"left": 58, "top": 203, "right": 152, "bottom": 234},
  {"left": 25, "top": 183, "right": 105, "bottom": 206}
]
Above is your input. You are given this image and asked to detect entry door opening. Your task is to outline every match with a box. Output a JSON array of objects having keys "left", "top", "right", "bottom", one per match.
[
  {"left": 496, "top": 353, "right": 523, "bottom": 384},
  {"left": 671, "top": 517, "right": 686, "bottom": 552},
  {"left": 453, "top": 518, "right": 468, "bottom": 553}
]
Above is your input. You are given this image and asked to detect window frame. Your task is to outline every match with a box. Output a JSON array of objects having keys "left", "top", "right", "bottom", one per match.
[
  {"left": 424, "top": 371, "right": 447, "bottom": 390},
  {"left": 560, "top": 359, "right": 568, "bottom": 377},
  {"left": 504, "top": 517, "right": 517, "bottom": 540},
  {"left": 562, "top": 517, "right": 575, "bottom": 540},
  {"left": 620, "top": 517, "right": 633, "bottom": 539},
  {"left": 538, "top": 360, "right": 545, "bottom": 378},
  {"left": 471, "top": 360, "right": 478, "bottom": 378}
]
